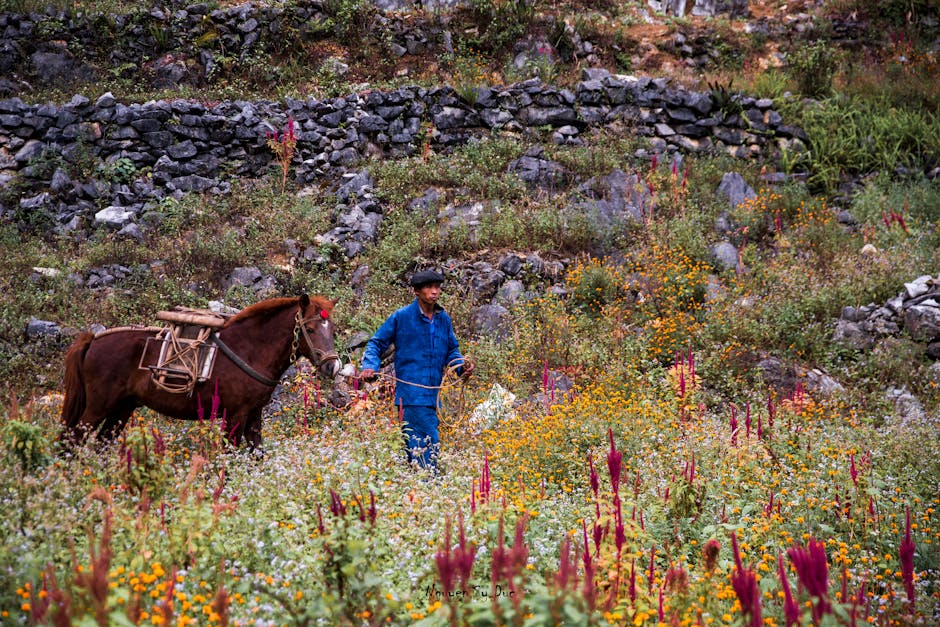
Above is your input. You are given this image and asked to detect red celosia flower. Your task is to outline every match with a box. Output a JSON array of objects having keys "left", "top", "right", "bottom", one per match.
[
  {"left": 328, "top": 489, "right": 346, "bottom": 518},
  {"left": 702, "top": 539, "right": 720, "bottom": 574},
  {"left": 900, "top": 507, "right": 916, "bottom": 606},
  {"left": 581, "top": 520, "right": 597, "bottom": 610},
  {"left": 778, "top": 553, "right": 801, "bottom": 626},
  {"left": 555, "top": 535, "right": 576, "bottom": 590},
  {"left": 607, "top": 428, "right": 622, "bottom": 491},
  {"left": 787, "top": 538, "right": 831, "bottom": 620},
  {"left": 665, "top": 564, "right": 689, "bottom": 594},
  {"left": 730, "top": 405, "right": 739, "bottom": 447},
  {"left": 730, "top": 533, "right": 762, "bottom": 627},
  {"left": 435, "top": 518, "right": 457, "bottom": 598}
]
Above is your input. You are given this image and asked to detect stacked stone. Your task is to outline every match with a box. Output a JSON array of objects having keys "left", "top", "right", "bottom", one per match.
[{"left": 834, "top": 275, "right": 940, "bottom": 359}]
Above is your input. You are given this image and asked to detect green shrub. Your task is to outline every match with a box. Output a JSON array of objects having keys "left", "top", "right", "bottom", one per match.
[
  {"left": 322, "top": 0, "right": 375, "bottom": 39},
  {"left": 466, "top": 0, "right": 534, "bottom": 51},
  {"left": 119, "top": 418, "right": 171, "bottom": 498},
  {"left": 98, "top": 156, "right": 138, "bottom": 185},
  {"left": 788, "top": 40, "right": 839, "bottom": 99},
  {"left": 2, "top": 419, "right": 49, "bottom": 471},
  {"left": 569, "top": 261, "right": 618, "bottom": 316}
]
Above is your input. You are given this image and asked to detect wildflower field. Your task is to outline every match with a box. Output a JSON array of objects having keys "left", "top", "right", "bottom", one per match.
[
  {"left": 2, "top": 0, "right": 940, "bottom": 620},
  {"left": 2, "top": 173, "right": 940, "bottom": 625},
  {"left": 2, "top": 336, "right": 938, "bottom": 626}
]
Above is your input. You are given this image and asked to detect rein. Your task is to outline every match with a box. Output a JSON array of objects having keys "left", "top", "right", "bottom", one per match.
[
  {"left": 359, "top": 358, "right": 468, "bottom": 390},
  {"left": 209, "top": 308, "right": 340, "bottom": 388},
  {"left": 351, "top": 358, "right": 471, "bottom": 422},
  {"left": 209, "top": 333, "right": 280, "bottom": 387}
]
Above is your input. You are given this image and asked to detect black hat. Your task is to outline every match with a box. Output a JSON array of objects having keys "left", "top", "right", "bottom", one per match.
[{"left": 410, "top": 269, "right": 445, "bottom": 288}]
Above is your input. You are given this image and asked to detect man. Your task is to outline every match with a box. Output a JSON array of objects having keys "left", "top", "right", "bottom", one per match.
[{"left": 359, "top": 269, "right": 474, "bottom": 471}]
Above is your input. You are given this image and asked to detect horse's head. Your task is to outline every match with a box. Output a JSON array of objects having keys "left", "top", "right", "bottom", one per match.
[{"left": 295, "top": 294, "right": 341, "bottom": 379}]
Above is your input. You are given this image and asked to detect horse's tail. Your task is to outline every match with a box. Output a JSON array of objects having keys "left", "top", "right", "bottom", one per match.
[{"left": 60, "top": 332, "right": 94, "bottom": 440}]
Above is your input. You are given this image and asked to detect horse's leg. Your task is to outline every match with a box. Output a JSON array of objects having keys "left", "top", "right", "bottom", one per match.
[
  {"left": 245, "top": 414, "right": 264, "bottom": 456},
  {"left": 70, "top": 398, "right": 112, "bottom": 444},
  {"left": 96, "top": 400, "right": 137, "bottom": 444}
]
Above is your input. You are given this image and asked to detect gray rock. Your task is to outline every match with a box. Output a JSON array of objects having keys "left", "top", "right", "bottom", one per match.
[
  {"left": 885, "top": 386, "right": 926, "bottom": 424},
  {"left": 716, "top": 171, "right": 756, "bottom": 208},
  {"left": 224, "top": 266, "right": 264, "bottom": 290},
  {"left": 572, "top": 168, "right": 649, "bottom": 226},
  {"left": 94, "top": 206, "right": 135, "bottom": 229},
  {"left": 471, "top": 303, "right": 511, "bottom": 340},
  {"left": 709, "top": 241, "right": 740, "bottom": 272},
  {"left": 832, "top": 319, "right": 876, "bottom": 351},
  {"left": 495, "top": 280, "right": 525, "bottom": 306},
  {"left": 507, "top": 150, "right": 570, "bottom": 192},
  {"left": 802, "top": 367, "right": 844, "bottom": 396},
  {"left": 903, "top": 304, "right": 940, "bottom": 342},
  {"left": 904, "top": 275, "right": 934, "bottom": 300},
  {"left": 498, "top": 254, "right": 525, "bottom": 277},
  {"left": 26, "top": 317, "right": 62, "bottom": 339}
]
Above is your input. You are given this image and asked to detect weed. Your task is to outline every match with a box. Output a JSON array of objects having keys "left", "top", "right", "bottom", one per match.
[
  {"left": 788, "top": 39, "right": 839, "bottom": 99},
  {"left": 798, "top": 94, "right": 940, "bottom": 191},
  {"left": 465, "top": 0, "right": 535, "bottom": 52},
  {"left": 266, "top": 118, "right": 297, "bottom": 194},
  {"left": 322, "top": 0, "right": 375, "bottom": 40},
  {"left": 2, "top": 414, "right": 50, "bottom": 471},
  {"left": 707, "top": 77, "right": 743, "bottom": 117}
]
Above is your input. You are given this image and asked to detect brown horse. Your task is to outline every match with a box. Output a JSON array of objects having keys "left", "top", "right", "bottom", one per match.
[{"left": 60, "top": 294, "right": 341, "bottom": 450}]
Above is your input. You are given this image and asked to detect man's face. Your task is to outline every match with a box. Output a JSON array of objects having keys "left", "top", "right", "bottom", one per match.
[{"left": 415, "top": 283, "right": 442, "bottom": 308}]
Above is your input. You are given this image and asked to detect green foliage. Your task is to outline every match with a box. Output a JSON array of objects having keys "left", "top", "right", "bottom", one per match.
[
  {"left": 465, "top": 0, "right": 535, "bottom": 51},
  {"left": 2, "top": 419, "right": 50, "bottom": 471},
  {"left": 322, "top": 0, "right": 375, "bottom": 40},
  {"left": 3, "top": 4, "right": 940, "bottom": 623},
  {"left": 833, "top": 0, "right": 940, "bottom": 28},
  {"left": 788, "top": 39, "right": 839, "bottom": 99},
  {"left": 798, "top": 94, "right": 940, "bottom": 192},
  {"left": 98, "top": 156, "right": 139, "bottom": 185},
  {"left": 372, "top": 137, "right": 527, "bottom": 206},
  {"left": 707, "top": 77, "right": 743, "bottom": 117},
  {"left": 570, "top": 261, "right": 618, "bottom": 316},
  {"left": 119, "top": 418, "right": 171, "bottom": 498},
  {"left": 446, "top": 43, "right": 491, "bottom": 105}
]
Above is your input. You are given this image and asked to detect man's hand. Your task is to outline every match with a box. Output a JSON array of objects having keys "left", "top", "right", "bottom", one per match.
[
  {"left": 459, "top": 357, "right": 475, "bottom": 379},
  {"left": 359, "top": 368, "right": 377, "bottom": 381}
]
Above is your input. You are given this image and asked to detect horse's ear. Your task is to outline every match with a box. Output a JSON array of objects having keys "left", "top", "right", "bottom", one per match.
[
  {"left": 298, "top": 294, "right": 310, "bottom": 309},
  {"left": 330, "top": 297, "right": 340, "bottom": 308}
]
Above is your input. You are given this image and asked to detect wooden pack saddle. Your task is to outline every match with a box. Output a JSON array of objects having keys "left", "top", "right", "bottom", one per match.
[{"left": 140, "top": 306, "right": 230, "bottom": 394}]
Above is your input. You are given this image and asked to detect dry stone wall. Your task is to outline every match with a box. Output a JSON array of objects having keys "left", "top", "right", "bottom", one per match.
[{"left": 0, "top": 70, "right": 806, "bottom": 236}]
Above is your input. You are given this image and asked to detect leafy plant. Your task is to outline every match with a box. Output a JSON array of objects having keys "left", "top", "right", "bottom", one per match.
[
  {"left": 322, "top": 0, "right": 375, "bottom": 40},
  {"left": 98, "top": 156, "right": 138, "bottom": 184},
  {"left": 707, "top": 77, "right": 743, "bottom": 117},
  {"left": 787, "top": 39, "right": 839, "bottom": 99},
  {"left": 465, "top": 0, "right": 535, "bottom": 51},
  {"left": 118, "top": 417, "right": 171, "bottom": 498},
  {"left": 266, "top": 118, "right": 297, "bottom": 194},
  {"left": 798, "top": 93, "right": 940, "bottom": 191},
  {"left": 2, "top": 418, "right": 49, "bottom": 471}
]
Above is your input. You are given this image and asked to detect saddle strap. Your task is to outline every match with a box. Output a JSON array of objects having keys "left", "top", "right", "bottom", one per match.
[{"left": 209, "top": 333, "right": 280, "bottom": 387}]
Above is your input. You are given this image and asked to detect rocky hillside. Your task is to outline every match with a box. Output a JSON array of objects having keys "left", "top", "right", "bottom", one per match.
[{"left": 1, "top": 0, "right": 939, "bottom": 405}]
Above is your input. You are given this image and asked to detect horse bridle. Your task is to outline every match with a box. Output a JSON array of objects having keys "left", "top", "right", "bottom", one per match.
[
  {"left": 291, "top": 309, "right": 340, "bottom": 371},
  {"left": 209, "top": 307, "right": 340, "bottom": 388}
]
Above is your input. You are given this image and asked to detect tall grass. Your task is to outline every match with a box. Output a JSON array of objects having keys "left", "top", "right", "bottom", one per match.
[{"left": 798, "top": 94, "right": 940, "bottom": 191}]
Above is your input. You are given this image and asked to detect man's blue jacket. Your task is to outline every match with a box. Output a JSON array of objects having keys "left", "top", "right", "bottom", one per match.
[{"left": 361, "top": 299, "right": 465, "bottom": 407}]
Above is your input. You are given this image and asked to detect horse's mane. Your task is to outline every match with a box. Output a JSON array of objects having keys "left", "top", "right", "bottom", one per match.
[{"left": 223, "top": 295, "right": 333, "bottom": 327}]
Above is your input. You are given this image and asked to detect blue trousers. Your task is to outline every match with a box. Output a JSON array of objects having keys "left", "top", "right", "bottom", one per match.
[{"left": 401, "top": 405, "right": 439, "bottom": 471}]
